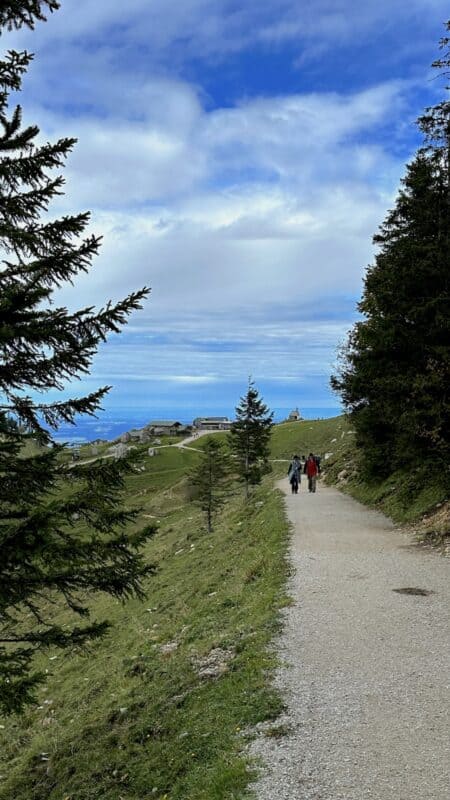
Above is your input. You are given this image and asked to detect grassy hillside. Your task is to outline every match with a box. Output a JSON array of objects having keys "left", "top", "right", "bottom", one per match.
[
  {"left": 0, "top": 445, "right": 290, "bottom": 800},
  {"left": 272, "top": 416, "right": 448, "bottom": 544},
  {"left": 3, "top": 417, "right": 445, "bottom": 799},
  {"left": 191, "top": 422, "right": 447, "bottom": 540},
  {"left": 270, "top": 416, "right": 351, "bottom": 476}
]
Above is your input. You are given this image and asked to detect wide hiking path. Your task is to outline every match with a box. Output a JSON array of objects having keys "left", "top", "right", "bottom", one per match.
[{"left": 251, "top": 480, "right": 450, "bottom": 800}]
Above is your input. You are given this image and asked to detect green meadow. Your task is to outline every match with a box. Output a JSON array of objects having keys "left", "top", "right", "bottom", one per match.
[
  {"left": 0, "top": 442, "right": 290, "bottom": 800},
  {"left": 1, "top": 415, "right": 446, "bottom": 800}
]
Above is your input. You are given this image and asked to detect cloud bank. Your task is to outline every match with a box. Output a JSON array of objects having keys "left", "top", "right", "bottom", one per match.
[{"left": 3, "top": 0, "right": 448, "bottom": 415}]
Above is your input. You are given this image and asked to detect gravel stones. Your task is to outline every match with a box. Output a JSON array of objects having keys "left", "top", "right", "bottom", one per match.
[
  {"left": 192, "top": 647, "right": 235, "bottom": 679},
  {"left": 249, "top": 483, "right": 450, "bottom": 800}
]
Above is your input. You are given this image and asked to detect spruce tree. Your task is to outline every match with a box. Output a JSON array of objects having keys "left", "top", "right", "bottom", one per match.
[
  {"left": 331, "top": 23, "right": 450, "bottom": 484},
  {"left": 229, "top": 380, "right": 273, "bottom": 498},
  {"left": 190, "top": 437, "right": 231, "bottom": 532},
  {"left": 0, "top": 1, "right": 154, "bottom": 714}
]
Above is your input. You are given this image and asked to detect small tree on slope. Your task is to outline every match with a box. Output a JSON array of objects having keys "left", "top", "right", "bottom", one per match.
[
  {"left": 331, "top": 22, "right": 450, "bottom": 484},
  {"left": 190, "top": 437, "right": 231, "bottom": 532},
  {"left": 0, "top": 1, "right": 154, "bottom": 714},
  {"left": 229, "top": 380, "right": 273, "bottom": 498}
]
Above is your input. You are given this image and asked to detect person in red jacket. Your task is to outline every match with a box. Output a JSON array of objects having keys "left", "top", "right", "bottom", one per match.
[{"left": 304, "top": 452, "right": 318, "bottom": 493}]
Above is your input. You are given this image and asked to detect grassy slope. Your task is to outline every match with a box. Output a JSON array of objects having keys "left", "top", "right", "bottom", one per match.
[
  {"left": 272, "top": 417, "right": 448, "bottom": 541},
  {"left": 0, "top": 446, "right": 290, "bottom": 800},
  {"left": 3, "top": 417, "right": 445, "bottom": 799},
  {"left": 270, "top": 416, "right": 351, "bottom": 476}
]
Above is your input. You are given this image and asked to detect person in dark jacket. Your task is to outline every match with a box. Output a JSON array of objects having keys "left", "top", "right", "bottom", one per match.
[{"left": 287, "top": 455, "right": 301, "bottom": 494}]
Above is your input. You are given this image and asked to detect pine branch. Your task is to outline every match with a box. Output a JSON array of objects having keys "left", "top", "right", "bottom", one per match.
[
  {"left": 0, "top": 1, "right": 60, "bottom": 31},
  {"left": 0, "top": 138, "right": 76, "bottom": 190},
  {"left": 1, "top": 388, "right": 111, "bottom": 436},
  {"left": 0, "top": 50, "right": 33, "bottom": 94},
  {"left": 0, "top": 0, "right": 154, "bottom": 713}
]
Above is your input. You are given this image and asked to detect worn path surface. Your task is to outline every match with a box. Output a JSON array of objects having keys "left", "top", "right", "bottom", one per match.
[{"left": 250, "top": 480, "right": 450, "bottom": 800}]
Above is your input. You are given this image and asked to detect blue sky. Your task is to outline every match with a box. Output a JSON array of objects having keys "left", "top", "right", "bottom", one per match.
[{"left": 3, "top": 0, "right": 449, "bottom": 422}]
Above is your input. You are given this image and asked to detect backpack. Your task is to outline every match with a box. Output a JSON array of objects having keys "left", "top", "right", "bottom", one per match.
[{"left": 288, "top": 461, "right": 300, "bottom": 481}]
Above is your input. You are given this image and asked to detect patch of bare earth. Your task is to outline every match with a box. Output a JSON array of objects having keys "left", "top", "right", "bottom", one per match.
[{"left": 408, "top": 501, "right": 450, "bottom": 553}]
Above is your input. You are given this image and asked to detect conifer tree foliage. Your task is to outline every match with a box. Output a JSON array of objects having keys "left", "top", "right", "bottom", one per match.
[
  {"left": 0, "top": 1, "right": 154, "bottom": 714},
  {"left": 229, "top": 380, "right": 273, "bottom": 498},
  {"left": 190, "top": 437, "right": 231, "bottom": 532},
  {"left": 1, "top": 0, "right": 59, "bottom": 30},
  {"left": 331, "top": 23, "right": 450, "bottom": 484}
]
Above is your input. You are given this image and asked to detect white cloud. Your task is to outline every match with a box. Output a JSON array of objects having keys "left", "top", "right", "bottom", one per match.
[
  {"left": 6, "top": 0, "right": 448, "bottom": 69},
  {"left": 4, "top": 0, "right": 446, "bottom": 409},
  {"left": 27, "top": 80, "right": 404, "bottom": 221},
  {"left": 164, "top": 375, "right": 219, "bottom": 384},
  {"left": 202, "top": 83, "right": 411, "bottom": 188},
  {"left": 88, "top": 315, "right": 351, "bottom": 389},
  {"left": 41, "top": 80, "right": 408, "bottom": 366}
]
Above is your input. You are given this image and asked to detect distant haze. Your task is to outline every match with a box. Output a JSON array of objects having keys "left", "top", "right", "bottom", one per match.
[{"left": 54, "top": 406, "right": 343, "bottom": 444}]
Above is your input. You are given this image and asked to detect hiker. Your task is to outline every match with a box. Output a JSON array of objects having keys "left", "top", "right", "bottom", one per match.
[
  {"left": 304, "top": 452, "right": 318, "bottom": 493},
  {"left": 287, "top": 455, "right": 301, "bottom": 494},
  {"left": 314, "top": 454, "right": 322, "bottom": 475}
]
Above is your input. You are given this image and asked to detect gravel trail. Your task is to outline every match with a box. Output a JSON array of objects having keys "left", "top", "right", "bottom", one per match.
[{"left": 250, "top": 480, "right": 450, "bottom": 800}]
